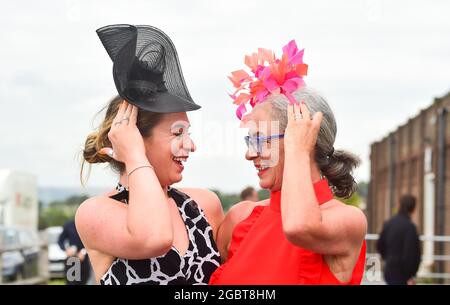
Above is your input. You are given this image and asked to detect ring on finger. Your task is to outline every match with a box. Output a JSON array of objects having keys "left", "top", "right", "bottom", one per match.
[{"left": 295, "top": 113, "right": 303, "bottom": 120}]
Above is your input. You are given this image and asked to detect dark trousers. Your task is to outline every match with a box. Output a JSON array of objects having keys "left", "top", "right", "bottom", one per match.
[{"left": 384, "top": 270, "right": 408, "bottom": 285}]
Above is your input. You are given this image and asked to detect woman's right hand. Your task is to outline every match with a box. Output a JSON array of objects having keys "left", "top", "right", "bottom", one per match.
[
  {"left": 99, "top": 100, "right": 148, "bottom": 167},
  {"left": 76, "top": 101, "right": 174, "bottom": 262}
]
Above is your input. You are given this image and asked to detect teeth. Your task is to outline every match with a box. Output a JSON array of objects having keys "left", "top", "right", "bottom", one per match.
[
  {"left": 173, "top": 157, "right": 187, "bottom": 162},
  {"left": 256, "top": 165, "right": 269, "bottom": 171}
]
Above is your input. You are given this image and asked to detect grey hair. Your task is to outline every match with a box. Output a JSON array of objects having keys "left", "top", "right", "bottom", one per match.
[{"left": 265, "top": 86, "right": 360, "bottom": 198}]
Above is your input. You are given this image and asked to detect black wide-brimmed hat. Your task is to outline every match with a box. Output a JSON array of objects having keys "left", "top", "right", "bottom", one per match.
[{"left": 96, "top": 24, "right": 200, "bottom": 113}]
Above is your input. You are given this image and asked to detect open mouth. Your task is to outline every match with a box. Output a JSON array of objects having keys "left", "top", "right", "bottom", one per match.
[
  {"left": 255, "top": 164, "right": 270, "bottom": 176},
  {"left": 173, "top": 156, "right": 188, "bottom": 169}
]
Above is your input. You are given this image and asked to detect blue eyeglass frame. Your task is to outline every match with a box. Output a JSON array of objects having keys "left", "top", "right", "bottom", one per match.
[{"left": 244, "top": 134, "right": 285, "bottom": 154}]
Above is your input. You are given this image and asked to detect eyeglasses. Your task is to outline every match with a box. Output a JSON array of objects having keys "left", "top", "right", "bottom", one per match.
[{"left": 244, "top": 134, "right": 285, "bottom": 155}]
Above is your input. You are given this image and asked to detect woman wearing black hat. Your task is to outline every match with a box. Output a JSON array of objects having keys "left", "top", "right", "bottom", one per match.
[{"left": 75, "top": 25, "right": 223, "bottom": 285}]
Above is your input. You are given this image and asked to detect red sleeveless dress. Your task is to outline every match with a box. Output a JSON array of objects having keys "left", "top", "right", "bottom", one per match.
[{"left": 209, "top": 178, "right": 366, "bottom": 285}]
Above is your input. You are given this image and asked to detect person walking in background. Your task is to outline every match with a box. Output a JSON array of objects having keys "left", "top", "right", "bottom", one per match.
[
  {"left": 377, "top": 195, "right": 421, "bottom": 285},
  {"left": 58, "top": 219, "right": 91, "bottom": 285},
  {"left": 240, "top": 186, "right": 259, "bottom": 202}
]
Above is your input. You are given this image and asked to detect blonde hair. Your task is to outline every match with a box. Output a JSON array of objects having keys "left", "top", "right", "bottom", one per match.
[{"left": 80, "top": 95, "right": 164, "bottom": 185}]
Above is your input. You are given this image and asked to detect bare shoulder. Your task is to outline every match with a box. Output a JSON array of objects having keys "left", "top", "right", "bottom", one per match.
[
  {"left": 75, "top": 196, "right": 109, "bottom": 229},
  {"left": 179, "top": 188, "right": 223, "bottom": 216},
  {"left": 76, "top": 195, "right": 119, "bottom": 219},
  {"left": 223, "top": 199, "right": 268, "bottom": 230},
  {"left": 322, "top": 199, "right": 368, "bottom": 240},
  {"left": 75, "top": 195, "right": 125, "bottom": 244}
]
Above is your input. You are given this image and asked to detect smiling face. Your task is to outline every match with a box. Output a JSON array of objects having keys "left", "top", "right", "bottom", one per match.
[
  {"left": 243, "top": 102, "right": 285, "bottom": 191},
  {"left": 143, "top": 112, "right": 195, "bottom": 187}
]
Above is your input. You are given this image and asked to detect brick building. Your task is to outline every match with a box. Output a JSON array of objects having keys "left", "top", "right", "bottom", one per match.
[{"left": 367, "top": 91, "right": 450, "bottom": 281}]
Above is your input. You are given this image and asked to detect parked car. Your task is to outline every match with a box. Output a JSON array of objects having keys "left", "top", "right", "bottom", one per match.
[
  {"left": 46, "top": 226, "right": 67, "bottom": 279},
  {"left": 0, "top": 226, "right": 40, "bottom": 282}
]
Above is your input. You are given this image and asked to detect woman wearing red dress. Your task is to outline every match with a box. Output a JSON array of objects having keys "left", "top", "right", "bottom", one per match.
[{"left": 210, "top": 41, "right": 367, "bottom": 285}]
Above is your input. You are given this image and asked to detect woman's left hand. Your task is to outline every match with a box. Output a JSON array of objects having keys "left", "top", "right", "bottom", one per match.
[{"left": 284, "top": 101, "right": 323, "bottom": 156}]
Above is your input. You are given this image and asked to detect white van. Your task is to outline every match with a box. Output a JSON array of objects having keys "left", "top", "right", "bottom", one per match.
[{"left": 0, "top": 170, "right": 38, "bottom": 230}]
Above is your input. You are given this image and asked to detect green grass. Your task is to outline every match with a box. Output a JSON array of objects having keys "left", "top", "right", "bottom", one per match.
[{"left": 47, "top": 279, "right": 66, "bottom": 285}]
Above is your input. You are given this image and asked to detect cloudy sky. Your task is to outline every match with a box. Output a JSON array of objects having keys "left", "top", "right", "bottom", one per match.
[{"left": 1, "top": 0, "right": 449, "bottom": 193}]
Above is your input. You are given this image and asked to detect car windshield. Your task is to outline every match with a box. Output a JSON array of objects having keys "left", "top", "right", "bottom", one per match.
[
  {"left": 0, "top": 229, "right": 19, "bottom": 246},
  {"left": 47, "top": 231, "right": 61, "bottom": 244}
]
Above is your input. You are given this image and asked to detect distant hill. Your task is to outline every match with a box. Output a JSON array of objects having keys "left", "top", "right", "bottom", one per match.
[
  {"left": 38, "top": 186, "right": 109, "bottom": 206},
  {"left": 38, "top": 181, "right": 369, "bottom": 209}
]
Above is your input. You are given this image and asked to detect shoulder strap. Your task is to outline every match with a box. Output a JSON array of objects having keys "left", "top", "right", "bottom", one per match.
[
  {"left": 168, "top": 187, "right": 200, "bottom": 213},
  {"left": 109, "top": 190, "right": 129, "bottom": 204}
]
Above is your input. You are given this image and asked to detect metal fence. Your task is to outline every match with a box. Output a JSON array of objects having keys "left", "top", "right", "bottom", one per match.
[
  {"left": 364, "top": 234, "right": 450, "bottom": 284},
  {"left": 1, "top": 234, "right": 449, "bottom": 285}
]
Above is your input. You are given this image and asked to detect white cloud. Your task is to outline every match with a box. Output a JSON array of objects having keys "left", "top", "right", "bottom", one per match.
[{"left": 1, "top": 0, "right": 449, "bottom": 192}]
